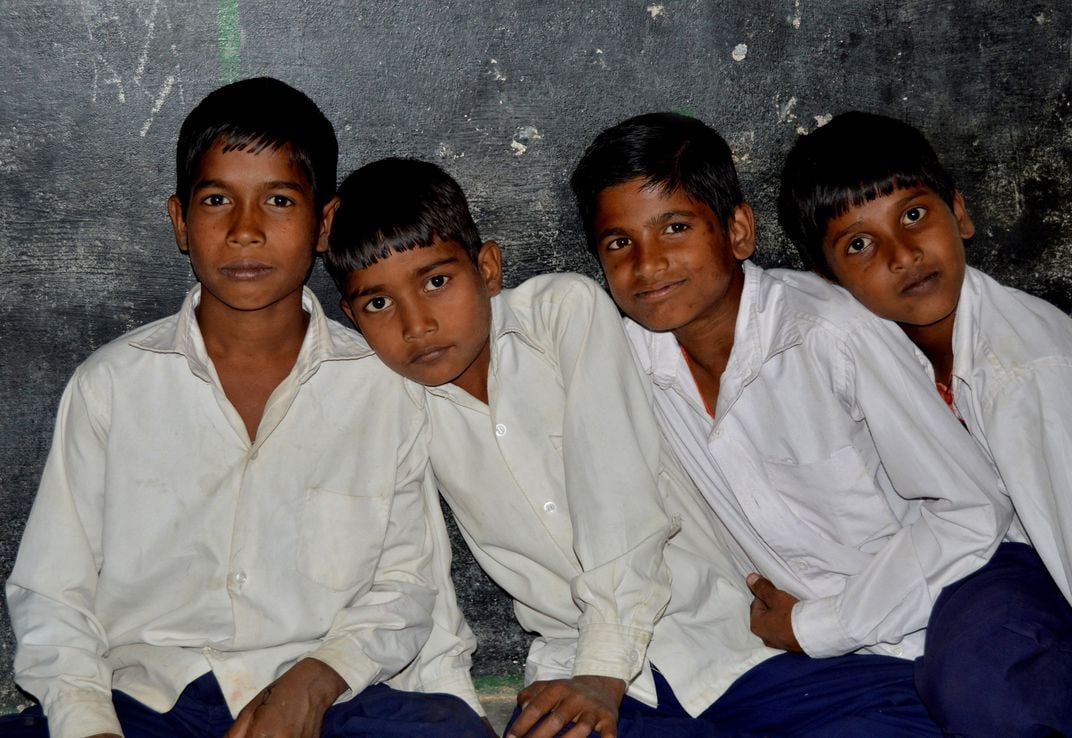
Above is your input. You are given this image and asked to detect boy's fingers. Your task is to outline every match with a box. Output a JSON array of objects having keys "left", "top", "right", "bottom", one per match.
[{"left": 746, "top": 573, "right": 774, "bottom": 601}]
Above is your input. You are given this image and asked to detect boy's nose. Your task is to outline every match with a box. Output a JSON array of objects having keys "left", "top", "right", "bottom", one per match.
[
  {"left": 402, "top": 305, "right": 437, "bottom": 340},
  {"left": 227, "top": 204, "right": 265, "bottom": 247},
  {"left": 633, "top": 243, "right": 668, "bottom": 279},
  {"left": 888, "top": 239, "right": 923, "bottom": 270}
]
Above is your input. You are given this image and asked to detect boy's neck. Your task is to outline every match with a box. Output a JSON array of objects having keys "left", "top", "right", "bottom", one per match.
[
  {"left": 196, "top": 291, "right": 310, "bottom": 360},
  {"left": 195, "top": 291, "right": 310, "bottom": 442},
  {"left": 900, "top": 314, "right": 956, "bottom": 386},
  {"left": 671, "top": 271, "right": 744, "bottom": 418}
]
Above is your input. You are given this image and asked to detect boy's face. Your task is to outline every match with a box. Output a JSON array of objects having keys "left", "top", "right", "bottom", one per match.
[
  {"left": 593, "top": 177, "right": 755, "bottom": 336},
  {"left": 167, "top": 142, "right": 329, "bottom": 317},
  {"left": 822, "top": 186, "right": 974, "bottom": 330},
  {"left": 339, "top": 239, "right": 503, "bottom": 400}
]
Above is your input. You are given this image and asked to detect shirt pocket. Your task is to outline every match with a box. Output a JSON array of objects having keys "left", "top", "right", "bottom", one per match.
[
  {"left": 296, "top": 488, "right": 392, "bottom": 592},
  {"left": 760, "top": 444, "right": 896, "bottom": 548}
]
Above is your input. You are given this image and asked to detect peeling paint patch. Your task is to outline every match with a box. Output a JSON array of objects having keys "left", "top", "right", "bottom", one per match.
[
  {"left": 511, "top": 126, "right": 542, "bottom": 156},
  {"left": 593, "top": 48, "right": 607, "bottom": 69},
  {"left": 814, "top": 113, "right": 832, "bottom": 127},
  {"left": 731, "top": 43, "right": 748, "bottom": 62},
  {"left": 789, "top": 0, "right": 802, "bottom": 29},
  {"left": 778, "top": 96, "right": 798, "bottom": 123},
  {"left": 489, "top": 58, "right": 506, "bottom": 82},
  {"left": 437, "top": 143, "right": 464, "bottom": 160},
  {"left": 646, "top": 4, "right": 665, "bottom": 19},
  {"left": 510, "top": 140, "right": 528, "bottom": 156}
]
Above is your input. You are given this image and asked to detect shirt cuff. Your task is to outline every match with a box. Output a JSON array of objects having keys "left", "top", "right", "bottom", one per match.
[
  {"left": 308, "top": 638, "right": 381, "bottom": 701},
  {"left": 792, "top": 597, "right": 856, "bottom": 658},
  {"left": 45, "top": 694, "right": 122, "bottom": 738},
  {"left": 572, "top": 623, "right": 651, "bottom": 682}
]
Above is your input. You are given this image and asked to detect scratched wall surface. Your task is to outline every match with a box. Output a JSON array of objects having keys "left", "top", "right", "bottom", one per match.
[{"left": 1, "top": 0, "right": 1070, "bottom": 711}]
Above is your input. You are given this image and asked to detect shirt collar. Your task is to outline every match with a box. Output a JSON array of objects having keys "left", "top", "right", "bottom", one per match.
[{"left": 129, "top": 284, "right": 373, "bottom": 383}]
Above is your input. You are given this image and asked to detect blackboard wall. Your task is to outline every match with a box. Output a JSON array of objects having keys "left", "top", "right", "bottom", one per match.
[{"left": 2, "top": 0, "right": 1070, "bottom": 709}]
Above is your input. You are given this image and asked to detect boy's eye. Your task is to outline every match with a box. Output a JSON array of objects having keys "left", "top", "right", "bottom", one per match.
[
  {"left": 363, "top": 296, "right": 394, "bottom": 314},
  {"left": 424, "top": 274, "right": 450, "bottom": 291},
  {"left": 663, "top": 222, "right": 689, "bottom": 235},
  {"left": 267, "top": 194, "right": 295, "bottom": 207},
  {"left": 846, "top": 235, "right": 873, "bottom": 254},
  {"left": 201, "top": 193, "right": 229, "bottom": 207},
  {"left": 902, "top": 206, "right": 926, "bottom": 224},
  {"left": 604, "top": 237, "right": 631, "bottom": 252}
]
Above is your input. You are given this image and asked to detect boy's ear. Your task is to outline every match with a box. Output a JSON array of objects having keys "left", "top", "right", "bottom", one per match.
[
  {"left": 952, "top": 190, "right": 975, "bottom": 241},
  {"left": 317, "top": 196, "right": 341, "bottom": 254},
  {"left": 728, "top": 203, "right": 757, "bottom": 261},
  {"left": 477, "top": 240, "right": 504, "bottom": 297},
  {"left": 339, "top": 295, "right": 357, "bottom": 328},
  {"left": 166, "top": 195, "right": 189, "bottom": 254}
]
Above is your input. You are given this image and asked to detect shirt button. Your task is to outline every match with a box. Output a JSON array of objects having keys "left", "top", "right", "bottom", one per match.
[
  {"left": 889, "top": 644, "right": 903, "bottom": 657},
  {"left": 250, "top": 449, "right": 259, "bottom": 460},
  {"left": 543, "top": 501, "right": 557, "bottom": 513},
  {"left": 230, "top": 570, "right": 248, "bottom": 588},
  {"left": 712, "top": 427, "right": 724, "bottom": 438},
  {"left": 495, "top": 423, "right": 507, "bottom": 437},
  {"left": 793, "top": 559, "right": 809, "bottom": 572}
]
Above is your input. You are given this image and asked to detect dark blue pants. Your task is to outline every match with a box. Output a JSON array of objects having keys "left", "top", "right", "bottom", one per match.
[
  {"left": 0, "top": 671, "right": 489, "bottom": 737},
  {"left": 505, "top": 651, "right": 941, "bottom": 737},
  {"left": 916, "top": 541, "right": 1072, "bottom": 737}
]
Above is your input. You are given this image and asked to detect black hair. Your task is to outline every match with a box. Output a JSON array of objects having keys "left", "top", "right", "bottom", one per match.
[
  {"left": 175, "top": 77, "right": 337, "bottom": 214},
  {"left": 323, "top": 158, "right": 482, "bottom": 291},
  {"left": 570, "top": 112, "right": 744, "bottom": 254},
  {"left": 777, "top": 111, "right": 958, "bottom": 278}
]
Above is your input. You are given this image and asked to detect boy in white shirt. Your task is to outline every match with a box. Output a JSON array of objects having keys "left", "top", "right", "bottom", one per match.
[
  {"left": 2, "top": 78, "right": 486, "bottom": 738},
  {"left": 324, "top": 156, "right": 947, "bottom": 737},
  {"left": 778, "top": 109, "right": 1072, "bottom": 736},
  {"left": 569, "top": 113, "right": 1033, "bottom": 735}
]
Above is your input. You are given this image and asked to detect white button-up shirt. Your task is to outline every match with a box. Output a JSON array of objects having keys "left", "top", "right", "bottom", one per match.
[
  {"left": 5, "top": 286, "right": 466, "bottom": 738},
  {"left": 412, "top": 274, "right": 776, "bottom": 717},
  {"left": 921, "top": 266, "right": 1072, "bottom": 604},
  {"left": 625, "top": 262, "right": 1011, "bottom": 659}
]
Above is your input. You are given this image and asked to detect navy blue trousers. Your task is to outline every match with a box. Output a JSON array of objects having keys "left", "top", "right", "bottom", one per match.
[
  {"left": 505, "top": 651, "right": 941, "bottom": 737},
  {"left": 0, "top": 671, "right": 489, "bottom": 737},
  {"left": 916, "top": 541, "right": 1072, "bottom": 737}
]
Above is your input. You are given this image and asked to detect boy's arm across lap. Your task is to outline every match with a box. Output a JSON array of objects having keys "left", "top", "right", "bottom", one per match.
[{"left": 791, "top": 317, "right": 1012, "bottom": 657}]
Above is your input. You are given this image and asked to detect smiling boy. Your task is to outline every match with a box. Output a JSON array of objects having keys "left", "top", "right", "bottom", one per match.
[
  {"left": 779, "top": 110, "right": 1072, "bottom": 735},
  {"left": 570, "top": 112, "right": 1025, "bottom": 734},
  {"left": 3, "top": 78, "right": 485, "bottom": 738}
]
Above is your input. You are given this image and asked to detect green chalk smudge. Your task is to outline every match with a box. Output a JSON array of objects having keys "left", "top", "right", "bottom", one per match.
[{"left": 218, "top": 0, "right": 241, "bottom": 84}]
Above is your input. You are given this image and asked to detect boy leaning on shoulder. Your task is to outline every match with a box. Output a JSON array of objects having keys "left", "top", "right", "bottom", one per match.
[
  {"left": 2, "top": 77, "right": 487, "bottom": 738},
  {"left": 322, "top": 157, "right": 944, "bottom": 737},
  {"left": 778, "top": 110, "right": 1072, "bottom": 735},
  {"left": 569, "top": 112, "right": 1029, "bottom": 734}
]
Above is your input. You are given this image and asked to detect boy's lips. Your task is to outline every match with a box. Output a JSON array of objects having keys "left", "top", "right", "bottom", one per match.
[
  {"left": 899, "top": 270, "right": 941, "bottom": 295},
  {"left": 220, "top": 261, "right": 274, "bottom": 280},
  {"left": 635, "top": 279, "right": 686, "bottom": 301},
  {"left": 409, "top": 345, "right": 450, "bottom": 365}
]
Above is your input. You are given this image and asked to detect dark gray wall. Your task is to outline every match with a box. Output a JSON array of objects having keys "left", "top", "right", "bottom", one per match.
[{"left": 2, "top": 0, "right": 1070, "bottom": 709}]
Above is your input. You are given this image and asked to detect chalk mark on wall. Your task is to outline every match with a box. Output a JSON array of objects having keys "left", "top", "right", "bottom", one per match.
[
  {"left": 78, "top": 0, "right": 185, "bottom": 137},
  {"left": 218, "top": 0, "right": 241, "bottom": 84}
]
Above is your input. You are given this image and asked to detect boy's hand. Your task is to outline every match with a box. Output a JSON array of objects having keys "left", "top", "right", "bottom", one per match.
[
  {"left": 224, "top": 658, "right": 347, "bottom": 738},
  {"left": 747, "top": 573, "right": 803, "bottom": 653},
  {"left": 508, "top": 674, "right": 626, "bottom": 738}
]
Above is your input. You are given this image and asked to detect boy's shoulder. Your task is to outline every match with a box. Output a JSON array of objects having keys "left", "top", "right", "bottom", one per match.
[
  {"left": 758, "top": 266, "right": 885, "bottom": 338},
  {"left": 960, "top": 266, "right": 1072, "bottom": 370},
  {"left": 496, "top": 272, "right": 615, "bottom": 336}
]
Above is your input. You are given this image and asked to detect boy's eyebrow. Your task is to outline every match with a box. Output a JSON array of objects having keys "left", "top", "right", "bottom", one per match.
[
  {"left": 594, "top": 209, "right": 700, "bottom": 243},
  {"left": 191, "top": 178, "right": 309, "bottom": 193},
  {"left": 348, "top": 256, "right": 462, "bottom": 300}
]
